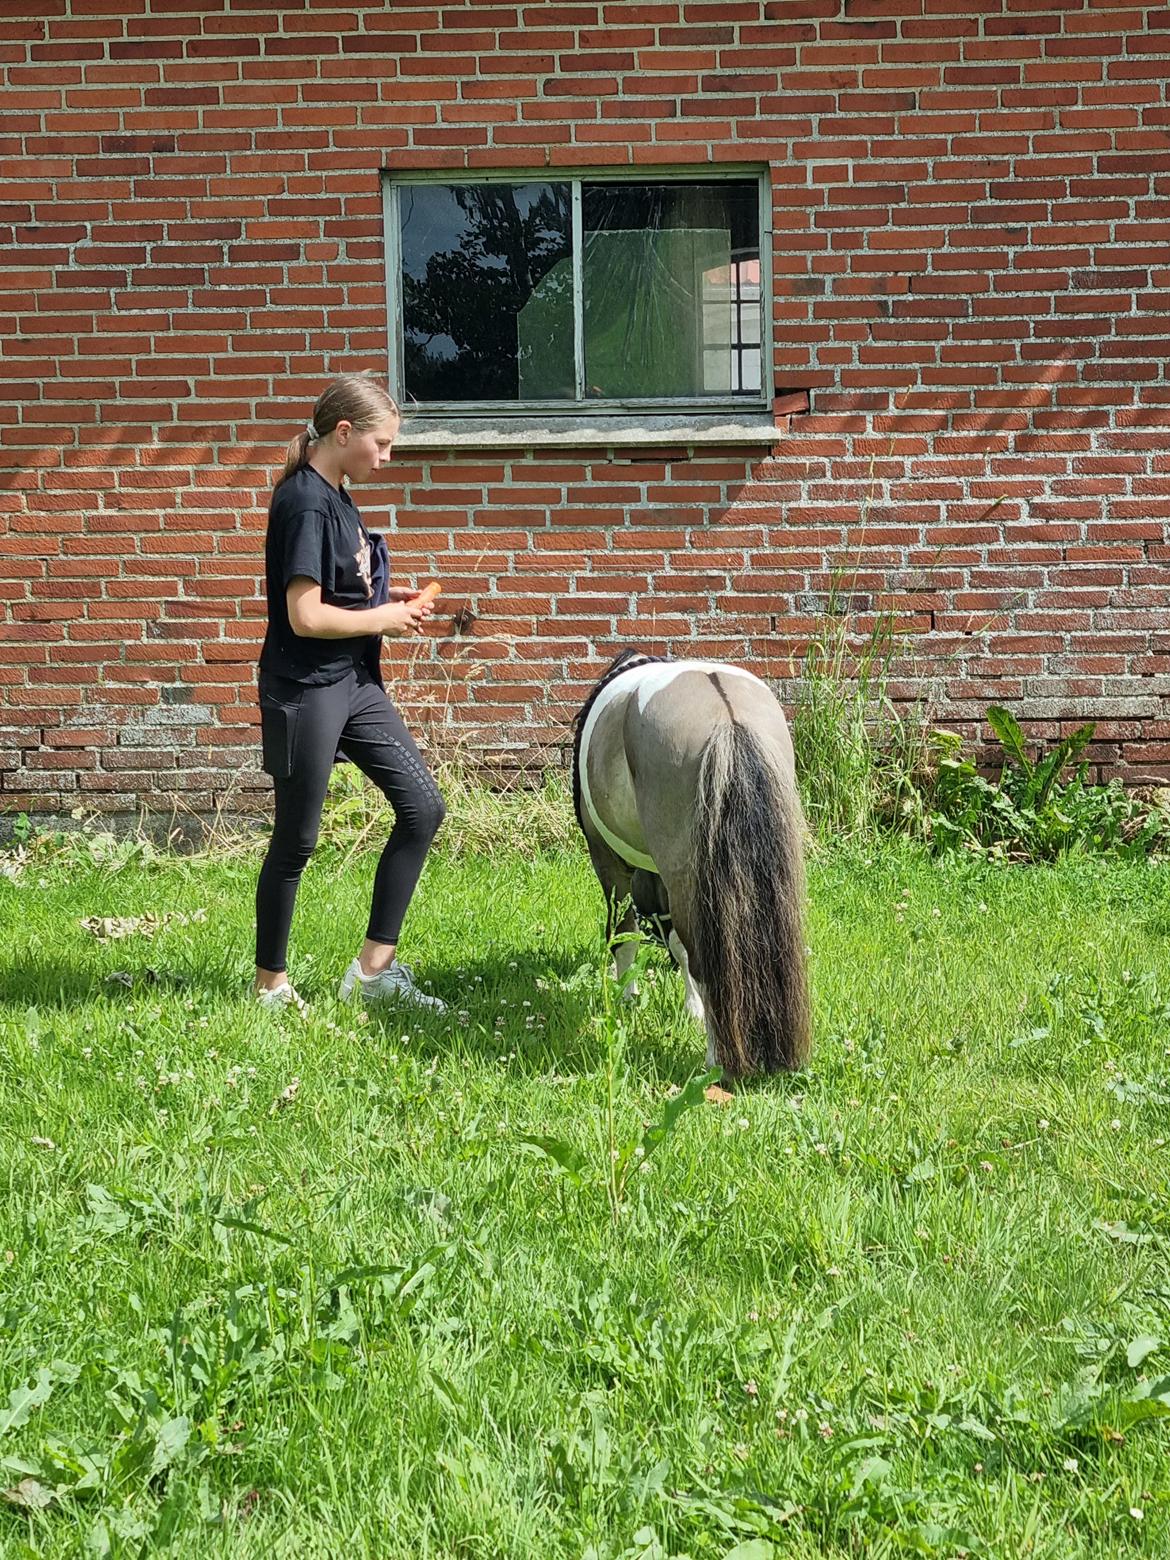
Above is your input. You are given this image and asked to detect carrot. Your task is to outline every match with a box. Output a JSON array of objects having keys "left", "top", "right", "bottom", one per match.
[{"left": 416, "top": 581, "right": 442, "bottom": 604}]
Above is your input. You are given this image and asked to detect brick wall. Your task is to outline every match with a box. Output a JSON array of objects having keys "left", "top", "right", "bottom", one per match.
[{"left": 2, "top": 0, "right": 1168, "bottom": 824}]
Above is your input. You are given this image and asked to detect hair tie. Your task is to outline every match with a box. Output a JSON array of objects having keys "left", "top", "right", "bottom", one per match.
[{"left": 305, "top": 420, "right": 319, "bottom": 441}]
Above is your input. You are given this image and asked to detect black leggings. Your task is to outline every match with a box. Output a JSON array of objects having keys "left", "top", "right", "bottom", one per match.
[{"left": 255, "top": 667, "right": 445, "bottom": 972}]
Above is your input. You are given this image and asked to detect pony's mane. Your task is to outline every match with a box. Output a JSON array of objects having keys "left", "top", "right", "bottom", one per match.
[{"left": 570, "top": 649, "right": 666, "bottom": 832}]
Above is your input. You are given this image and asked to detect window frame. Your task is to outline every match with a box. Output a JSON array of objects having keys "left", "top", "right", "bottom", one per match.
[{"left": 382, "top": 164, "right": 773, "bottom": 419}]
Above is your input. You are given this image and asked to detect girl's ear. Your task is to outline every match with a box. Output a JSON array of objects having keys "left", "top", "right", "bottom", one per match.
[{"left": 334, "top": 419, "right": 352, "bottom": 444}]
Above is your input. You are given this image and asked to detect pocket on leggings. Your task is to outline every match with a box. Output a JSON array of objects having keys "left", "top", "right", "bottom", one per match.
[{"left": 258, "top": 680, "right": 304, "bottom": 779}]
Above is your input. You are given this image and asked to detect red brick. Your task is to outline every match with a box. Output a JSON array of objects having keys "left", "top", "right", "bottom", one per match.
[{"left": 1, "top": 6, "right": 1167, "bottom": 812}]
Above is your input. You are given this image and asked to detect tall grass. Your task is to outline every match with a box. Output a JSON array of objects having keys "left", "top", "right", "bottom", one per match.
[
  {"left": 316, "top": 757, "right": 579, "bottom": 861},
  {"left": 789, "top": 603, "right": 932, "bottom": 843}
]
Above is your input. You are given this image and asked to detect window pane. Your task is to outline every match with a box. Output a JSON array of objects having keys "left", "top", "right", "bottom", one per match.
[
  {"left": 400, "top": 182, "right": 572, "bottom": 402},
  {"left": 581, "top": 181, "right": 760, "bottom": 400}
]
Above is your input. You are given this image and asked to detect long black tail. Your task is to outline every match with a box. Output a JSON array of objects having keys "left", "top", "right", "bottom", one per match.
[{"left": 691, "top": 721, "right": 810, "bottom": 1076}]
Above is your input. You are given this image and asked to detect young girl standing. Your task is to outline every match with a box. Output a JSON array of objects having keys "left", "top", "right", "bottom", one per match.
[{"left": 254, "top": 373, "right": 447, "bottom": 1012}]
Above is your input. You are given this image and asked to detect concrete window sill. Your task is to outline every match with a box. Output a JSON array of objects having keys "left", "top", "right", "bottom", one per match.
[{"left": 393, "top": 411, "right": 789, "bottom": 451}]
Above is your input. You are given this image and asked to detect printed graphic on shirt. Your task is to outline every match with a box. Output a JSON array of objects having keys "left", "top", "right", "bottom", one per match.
[{"left": 353, "top": 533, "right": 372, "bottom": 598}]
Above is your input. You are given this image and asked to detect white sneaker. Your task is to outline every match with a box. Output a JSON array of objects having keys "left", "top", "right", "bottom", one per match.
[
  {"left": 338, "top": 958, "right": 447, "bottom": 1012},
  {"left": 255, "top": 982, "right": 306, "bottom": 1013}
]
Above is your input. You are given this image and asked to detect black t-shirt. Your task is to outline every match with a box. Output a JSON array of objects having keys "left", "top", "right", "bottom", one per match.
[{"left": 259, "top": 465, "right": 382, "bottom": 686}]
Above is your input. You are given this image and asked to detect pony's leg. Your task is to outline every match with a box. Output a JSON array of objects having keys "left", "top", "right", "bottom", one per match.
[
  {"left": 670, "top": 930, "right": 716, "bottom": 1067},
  {"left": 610, "top": 895, "right": 641, "bottom": 999},
  {"left": 668, "top": 929, "right": 706, "bottom": 1024},
  {"left": 664, "top": 897, "right": 715, "bottom": 1066},
  {"left": 585, "top": 835, "right": 639, "bottom": 995},
  {"left": 613, "top": 923, "right": 639, "bottom": 984}
]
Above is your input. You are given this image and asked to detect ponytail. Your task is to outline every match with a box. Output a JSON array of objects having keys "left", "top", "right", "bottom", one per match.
[{"left": 279, "top": 428, "right": 314, "bottom": 486}]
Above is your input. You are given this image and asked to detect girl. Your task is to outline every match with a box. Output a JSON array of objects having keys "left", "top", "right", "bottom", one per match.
[{"left": 254, "top": 372, "right": 447, "bottom": 1012}]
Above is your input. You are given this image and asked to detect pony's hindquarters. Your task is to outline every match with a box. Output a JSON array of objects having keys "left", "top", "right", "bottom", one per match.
[{"left": 689, "top": 720, "right": 810, "bottom": 1076}]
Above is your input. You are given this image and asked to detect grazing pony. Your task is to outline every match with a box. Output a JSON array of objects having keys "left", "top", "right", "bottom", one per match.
[{"left": 572, "top": 651, "right": 810, "bottom": 1078}]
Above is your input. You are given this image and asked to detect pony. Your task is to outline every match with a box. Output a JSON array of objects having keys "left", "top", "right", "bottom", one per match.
[{"left": 572, "top": 650, "right": 810, "bottom": 1078}]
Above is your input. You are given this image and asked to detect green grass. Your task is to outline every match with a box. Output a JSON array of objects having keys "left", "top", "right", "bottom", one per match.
[{"left": 2, "top": 832, "right": 1170, "bottom": 1557}]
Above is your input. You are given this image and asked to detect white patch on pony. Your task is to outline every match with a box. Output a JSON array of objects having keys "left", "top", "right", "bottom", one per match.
[
  {"left": 633, "top": 659, "right": 766, "bottom": 715},
  {"left": 577, "top": 664, "right": 658, "bottom": 871},
  {"left": 578, "top": 659, "right": 766, "bottom": 873}
]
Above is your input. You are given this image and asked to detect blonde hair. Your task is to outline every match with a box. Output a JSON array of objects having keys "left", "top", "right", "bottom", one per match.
[{"left": 278, "top": 372, "right": 400, "bottom": 485}]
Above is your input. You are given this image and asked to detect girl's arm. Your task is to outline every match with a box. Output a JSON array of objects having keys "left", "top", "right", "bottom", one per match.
[{"left": 286, "top": 578, "right": 432, "bottom": 640}]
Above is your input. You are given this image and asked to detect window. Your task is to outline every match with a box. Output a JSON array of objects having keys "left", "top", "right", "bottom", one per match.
[{"left": 385, "top": 172, "right": 768, "bottom": 414}]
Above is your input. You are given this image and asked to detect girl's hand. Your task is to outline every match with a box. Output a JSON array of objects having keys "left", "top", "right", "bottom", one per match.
[
  {"left": 377, "top": 599, "right": 429, "bottom": 638},
  {"left": 386, "top": 585, "right": 438, "bottom": 633}
]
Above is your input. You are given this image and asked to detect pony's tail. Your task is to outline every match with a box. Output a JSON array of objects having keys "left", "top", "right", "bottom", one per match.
[{"left": 691, "top": 721, "right": 810, "bottom": 1076}]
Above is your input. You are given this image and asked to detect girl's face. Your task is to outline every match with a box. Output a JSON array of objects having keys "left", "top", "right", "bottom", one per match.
[{"left": 335, "top": 412, "right": 399, "bottom": 482}]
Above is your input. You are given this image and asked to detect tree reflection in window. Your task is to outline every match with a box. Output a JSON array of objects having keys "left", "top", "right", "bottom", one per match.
[{"left": 401, "top": 181, "right": 572, "bottom": 402}]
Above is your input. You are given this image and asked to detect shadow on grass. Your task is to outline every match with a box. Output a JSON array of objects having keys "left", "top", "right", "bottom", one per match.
[
  {"left": 357, "top": 943, "right": 750, "bottom": 1087},
  {"left": 0, "top": 943, "right": 815, "bottom": 1099},
  {"left": 0, "top": 960, "right": 197, "bottom": 1007}
]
